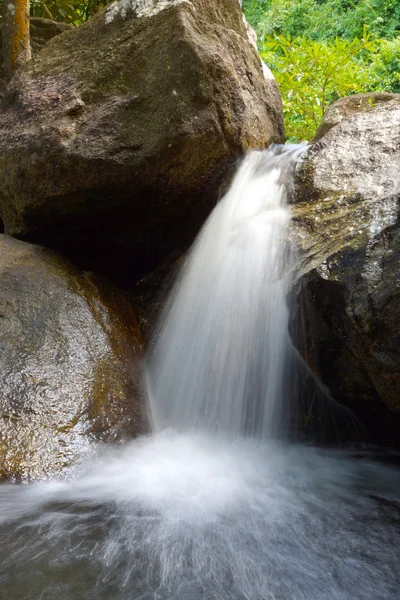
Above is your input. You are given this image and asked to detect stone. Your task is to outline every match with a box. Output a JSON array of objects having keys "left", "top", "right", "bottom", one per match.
[
  {"left": 0, "top": 0, "right": 284, "bottom": 286},
  {"left": 0, "top": 235, "right": 143, "bottom": 481},
  {"left": 312, "top": 92, "right": 400, "bottom": 141},
  {"left": 290, "top": 95, "right": 400, "bottom": 444}
]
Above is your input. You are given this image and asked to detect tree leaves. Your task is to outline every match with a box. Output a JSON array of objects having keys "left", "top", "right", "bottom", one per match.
[
  {"left": 261, "top": 33, "right": 378, "bottom": 141},
  {"left": 0, "top": 0, "right": 112, "bottom": 24},
  {"left": 245, "top": 0, "right": 400, "bottom": 46},
  {"left": 244, "top": 2, "right": 400, "bottom": 141}
]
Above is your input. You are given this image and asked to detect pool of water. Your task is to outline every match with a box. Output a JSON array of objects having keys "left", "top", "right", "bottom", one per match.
[{"left": 1, "top": 431, "right": 399, "bottom": 600}]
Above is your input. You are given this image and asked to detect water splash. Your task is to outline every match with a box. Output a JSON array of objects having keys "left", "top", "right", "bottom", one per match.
[
  {"left": 1, "top": 432, "right": 399, "bottom": 600},
  {"left": 147, "top": 145, "right": 305, "bottom": 437},
  {"left": 0, "top": 146, "right": 399, "bottom": 600}
]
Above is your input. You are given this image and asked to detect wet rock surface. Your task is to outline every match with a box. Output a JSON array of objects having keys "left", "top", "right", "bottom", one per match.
[
  {"left": 290, "top": 95, "right": 400, "bottom": 444},
  {"left": 0, "top": 235, "right": 143, "bottom": 481},
  {"left": 0, "top": 0, "right": 284, "bottom": 287}
]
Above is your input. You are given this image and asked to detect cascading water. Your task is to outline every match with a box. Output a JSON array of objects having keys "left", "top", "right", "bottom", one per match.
[
  {"left": 0, "top": 146, "right": 400, "bottom": 600},
  {"left": 147, "top": 146, "right": 303, "bottom": 437}
]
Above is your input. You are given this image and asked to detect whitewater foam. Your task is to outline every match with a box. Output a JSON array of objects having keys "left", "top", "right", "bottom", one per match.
[{"left": 146, "top": 146, "right": 305, "bottom": 437}]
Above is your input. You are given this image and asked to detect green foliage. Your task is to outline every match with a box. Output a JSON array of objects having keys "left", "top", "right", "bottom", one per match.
[
  {"left": 0, "top": 0, "right": 111, "bottom": 24},
  {"left": 244, "top": 0, "right": 400, "bottom": 141},
  {"left": 243, "top": 0, "right": 270, "bottom": 32},
  {"left": 261, "top": 32, "right": 378, "bottom": 141},
  {"left": 31, "top": 0, "right": 112, "bottom": 24},
  {"left": 367, "top": 37, "right": 400, "bottom": 92},
  {"left": 244, "top": 0, "right": 400, "bottom": 46}
]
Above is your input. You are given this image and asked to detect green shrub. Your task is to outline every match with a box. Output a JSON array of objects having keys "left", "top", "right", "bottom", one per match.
[
  {"left": 368, "top": 37, "right": 400, "bottom": 92},
  {"left": 260, "top": 32, "right": 378, "bottom": 141},
  {"left": 244, "top": 0, "right": 400, "bottom": 46},
  {"left": 244, "top": 1, "right": 399, "bottom": 141}
]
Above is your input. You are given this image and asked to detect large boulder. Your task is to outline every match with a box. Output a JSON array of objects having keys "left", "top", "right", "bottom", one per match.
[
  {"left": 290, "top": 94, "right": 400, "bottom": 444},
  {"left": 0, "top": 0, "right": 284, "bottom": 286},
  {"left": 0, "top": 18, "right": 70, "bottom": 98},
  {"left": 0, "top": 235, "right": 143, "bottom": 481}
]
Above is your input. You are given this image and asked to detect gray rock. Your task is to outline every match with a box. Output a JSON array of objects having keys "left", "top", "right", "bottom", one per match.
[
  {"left": 290, "top": 95, "right": 400, "bottom": 443},
  {"left": 292, "top": 95, "right": 400, "bottom": 277},
  {"left": 312, "top": 92, "right": 400, "bottom": 141},
  {"left": 0, "top": 235, "right": 143, "bottom": 481},
  {"left": 0, "top": 0, "right": 284, "bottom": 286}
]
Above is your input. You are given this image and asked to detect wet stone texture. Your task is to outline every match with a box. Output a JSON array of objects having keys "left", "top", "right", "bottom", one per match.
[
  {"left": 290, "top": 95, "right": 400, "bottom": 445},
  {"left": 0, "top": 235, "right": 143, "bottom": 481}
]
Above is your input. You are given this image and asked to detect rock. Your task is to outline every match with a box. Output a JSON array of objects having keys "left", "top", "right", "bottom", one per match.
[
  {"left": 292, "top": 95, "right": 400, "bottom": 276},
  {"left": 0, "top": 0, "right": 284, "bottom": 287},
  {"left": 290, "top": 95, "right": 400, "bottom": 444},
  {"left": 0, "top": 235, "right": 143, "bottom": 481},
  {"left": 312, "top": 92, "right": 400, "bottom": 141},
  {"left": 29, "top": 17, "right": 71, "bottom": 53},
  {"left": 0, "top": 18, "right": 70, "bottom": 97}
]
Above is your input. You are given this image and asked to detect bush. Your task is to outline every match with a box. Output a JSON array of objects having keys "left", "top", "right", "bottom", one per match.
[
  {"left": 244, "top": 0, "right": 400, "bottom": 46},
  {"left": 244, "top": 1, "right": 400, "bottom": 140},
  {"left": 368, "top": 37, "right": 400, "bottom": 93},
  {"left": 260, "top": 32, "right": 378, "bottom": 141}
]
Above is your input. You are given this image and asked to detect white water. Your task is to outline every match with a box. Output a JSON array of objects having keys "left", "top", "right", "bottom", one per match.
[
  {"left": 1, "top": 433, "right": 400, "bottom": 599},
  {"left": 147, "top": 146, "right": 304, "bottom": 437},
  {"left": 1, "top": 147, "right": 400, "bottom": 599}
]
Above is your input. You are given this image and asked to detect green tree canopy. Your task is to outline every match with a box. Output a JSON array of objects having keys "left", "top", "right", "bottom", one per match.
[
  {"left": 244, "top": 0, "right": 400, "bottom": 45},
  {"left": 243, "top": 0, "right": 400, "bottom": 140}
]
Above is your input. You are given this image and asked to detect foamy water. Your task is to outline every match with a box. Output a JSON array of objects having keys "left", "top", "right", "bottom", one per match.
[{"left": 1, "top": 432, "right": 399, "bottom": 599}]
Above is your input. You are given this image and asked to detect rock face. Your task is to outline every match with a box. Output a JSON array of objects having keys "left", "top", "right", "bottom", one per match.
[
  {"left": 0, "top": 235, "right": 143, "bottom": 481},
  {"left": 312, "top": 92, "right": 400, "bottom": 142},
  {"left": 290, "top": 94, "right": 400, "bottom": 444},
  {"left": 0, "top": 18, "right": 70, "bottom": 97},
  {"left": 0, "top": 0, "right": 284, "bottom": 286}
]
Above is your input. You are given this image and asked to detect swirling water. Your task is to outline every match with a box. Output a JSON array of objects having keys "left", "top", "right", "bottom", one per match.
[{"left": 1, "top": 147, "right": 399, "bottom": 599}]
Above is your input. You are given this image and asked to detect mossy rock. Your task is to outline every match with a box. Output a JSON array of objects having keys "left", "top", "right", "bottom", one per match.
[{"left": 290, "top": 96, "right": 400, "bottom": 444}]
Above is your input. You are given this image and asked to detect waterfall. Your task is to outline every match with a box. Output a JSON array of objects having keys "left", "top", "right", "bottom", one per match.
[
  {"left": 1, "top": 146, "right": 399, "bottom": 600},
  {"left": 146, "top": 145, "right": 305, "bottom": 437}
]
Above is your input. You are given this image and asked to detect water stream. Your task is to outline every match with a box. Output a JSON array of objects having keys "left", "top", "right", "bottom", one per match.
[
  {"left": 1, "top": 146, "right": 399, "bottom": 599},
  {"left": 147, "top": 146, "right": 303, "bottom": 437}
]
